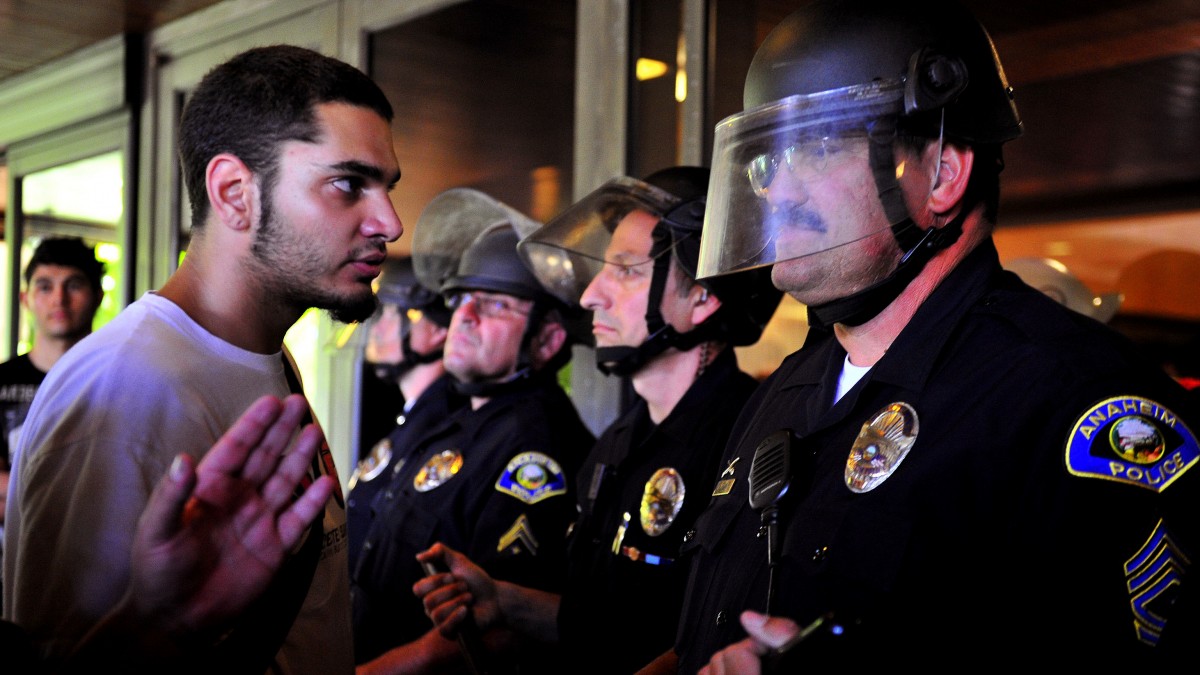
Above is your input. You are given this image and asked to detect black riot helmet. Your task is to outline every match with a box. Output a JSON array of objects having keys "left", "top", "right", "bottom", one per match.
[
  {"left": 413, "top": 188, "right": 586, "bottom": 395},
  {"left": 699, "top": 0, "right": 1022, "bottom": 329},
  {"left": 376, "top": 256, "right": 452, "bottom": 328},
  {"left": 364, "top": 256, "right": 452, "bottom": 380},
  {"left": 744, "top": 0, "right": 1021, "bottom": 146},
  {"left": 519, "top": 166, "right": 783, "bottom": 377},
  {"left": 412, "top": 187, "right": 552, "bottom": 306},
  {"left": 444, "top": 221, "right": 591, "bottom": 346},
  {"left": 442, "top": 224, "right": 553, "bottom": 303}
]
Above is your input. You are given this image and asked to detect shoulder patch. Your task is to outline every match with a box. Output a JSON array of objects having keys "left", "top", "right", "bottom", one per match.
[
  {"left": 1065, "top": 396, "right": 1198, "bottom": 492},
  {"left": 495, "top": 451, "right": 567, "bottom": 504}
]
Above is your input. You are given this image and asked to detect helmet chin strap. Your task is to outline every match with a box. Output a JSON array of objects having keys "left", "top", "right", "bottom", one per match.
[
  {"left": 372, "top": 333, "right": 442, "bottom": 382},
  {"left": 594, "top": 220, "right": 715, "bottom": 377},
  {"left": 451, "top": 302, "right": 548, "bottom": 398},
  {"left": 450, "top": 366, "right": 539, "bottom": 397},
  {"left": 806, "top": 114, "right": 962, "bottom": 330},
  {"left": 400, "top": 333, "right": 443, "bottom": 368}
]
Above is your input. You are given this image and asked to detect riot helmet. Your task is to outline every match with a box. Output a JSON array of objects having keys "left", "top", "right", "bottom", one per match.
[
  {"left": 1004, "top": 257, "right": 1122, "bottom": 324},
  {"left": 411, "top": 188, "right": 536, "bottom": 296},
  {"left": 364, "top": 256, "right": 451, "bottom": 381},
  {"left": 519, "top": 166, "right": 782, "bottom": 377},
  {"left": 375, "top": 256, "right": 452, "bottom": 328},
  {"left": 442, "top": 224, "right": 551, "bottom": 303},
  {"left": 699, "top": 0, "right": 1022, "bottom": 328},
  {"left": 413, "top": 188, "right": 583, "bottom": 395}
]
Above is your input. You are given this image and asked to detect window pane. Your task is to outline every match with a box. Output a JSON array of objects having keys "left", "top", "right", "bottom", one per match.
[
  {"left": 369, "top": 0, "right": 576, "bottom": 235},
  {"left": 17, "top": 151, "right": 124, "bottom": 353}
]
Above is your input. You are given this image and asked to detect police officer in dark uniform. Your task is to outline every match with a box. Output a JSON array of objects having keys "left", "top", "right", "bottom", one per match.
[
  {"left": 351, "top": 188, "right": 594, "bottom": 671},
  {"left": 531, "top": 166, "right": 780, "bottom": 673},
  {"left": 346, "top": 255, "right": 463, "bottom": 571},
  {"left": 411, "top": 167, "right": 782, "bottom": 674},
  {"left": 678, "top": 1, "right": 1200, "bottom": 671},
  {"left": 355, "top": 255, "right": 454, "bottom": 457}
]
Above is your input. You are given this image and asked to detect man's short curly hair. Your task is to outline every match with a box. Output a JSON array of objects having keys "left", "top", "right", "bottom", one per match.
[
  {"left": 178, "top": 45, "right": 394, "bottom": 230},
  {"left": 24, "top": 236, "right": 105, "bottom": 293}
]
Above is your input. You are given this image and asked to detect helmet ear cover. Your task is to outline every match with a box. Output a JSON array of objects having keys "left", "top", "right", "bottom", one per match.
[{"left": 905, "top": 47, "right": 969, "bottom": 116}]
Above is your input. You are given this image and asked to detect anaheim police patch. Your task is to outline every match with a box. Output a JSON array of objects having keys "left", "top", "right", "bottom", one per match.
[
  {"left": 495, "top": 451, "right": 567, "bottom": 504},
  {"left": 1066, "top": 396, "right": 1199, "bottom": 492}
]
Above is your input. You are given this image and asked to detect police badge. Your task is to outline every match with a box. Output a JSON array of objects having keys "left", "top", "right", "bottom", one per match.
[
  {"left": 640, "top": 467, "right": 685, "bottom": 536},
  {"left": 348, "top": 437, "right": 392, "bottom": 490},
  {"left": 414, "top": 448, "right": 464, "bottom": 492},
  {"left": 845, "top": 402, "right": 919, "bottom": 493}
]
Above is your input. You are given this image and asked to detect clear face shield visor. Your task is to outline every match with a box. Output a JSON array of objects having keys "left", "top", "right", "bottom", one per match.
[
  {"left": 698, "top": 80, "right": 909, "bottom": 279},
  {"left": 517, "top": 176, "right": 685, "bottom": 306},
  {"left": 412, "top": 187, "right": 544, "bottom": 299}
]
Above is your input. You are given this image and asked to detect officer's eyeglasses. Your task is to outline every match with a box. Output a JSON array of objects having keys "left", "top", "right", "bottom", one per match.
[
  {"left": 446, "top": 291, "right": 531, "bottom": 319},
  {"left": 746, "top": 136, "right": 851, "bottom": 197}
]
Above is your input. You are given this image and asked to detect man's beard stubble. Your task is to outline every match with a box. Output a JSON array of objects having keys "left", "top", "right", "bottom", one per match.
[
  {"left": 250, "top": 199, "right": 381, "bottom": 325},
  {"left": 329, "top": 294, "right": 379, "bottom": 324}
]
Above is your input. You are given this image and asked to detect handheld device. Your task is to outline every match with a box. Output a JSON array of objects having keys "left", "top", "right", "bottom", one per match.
[{"left": 420, "top": 558, "right": 492, "bottom": 675}]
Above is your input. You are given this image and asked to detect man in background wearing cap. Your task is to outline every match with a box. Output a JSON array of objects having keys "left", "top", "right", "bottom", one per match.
[
  {"left": 346, "top": 256, "right": 464, "bottom": 571},
  {"left": 351, "top": 189, "right": 593, "bottom": 674}
]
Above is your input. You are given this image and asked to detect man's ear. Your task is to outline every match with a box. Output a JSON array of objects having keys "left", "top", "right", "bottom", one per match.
[
  {"left": 530, "top": 320, "right": 567, "bottom": 370},
  {"left": 206, "top": 153, "right": 257, "bottom": 231},
  {"left": 689, "top": 286, "right": 722, "bottom": 326},
  {"left": 18, "top": 289, "right": 28, "bottom": 310},
  {"left": 928, "top": 142, "right": 973, "bottom": 215}
]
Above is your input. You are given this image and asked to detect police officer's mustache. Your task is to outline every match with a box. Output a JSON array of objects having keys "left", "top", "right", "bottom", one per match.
[{"left": 767, "top": 203, "right": 827, "bottom": 234}]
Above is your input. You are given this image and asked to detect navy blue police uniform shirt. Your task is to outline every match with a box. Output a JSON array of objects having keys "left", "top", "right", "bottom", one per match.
[
  {"left": 558, "top": 348, "right": 760, "bottom": 673},
  {"left": 346, "top": 374, "right": 467, "bottom": 571},
  {"left": 350, "top": 373, "right": 593, "bottom": 665},
  {"left": 675, "top": 240, "right": 1200, "bottom": 672}
]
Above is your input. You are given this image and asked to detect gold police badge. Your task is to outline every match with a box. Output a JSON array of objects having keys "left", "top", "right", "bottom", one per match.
[
  {"left": 640, "top": 467, "right": 685, "bottom": 536},
  {"left": 845, "top": 402, "right": 919, "bottom": 493},
  {"left": 414, "top": 449, "right": 464, "bottom": 492},
  {"left": 348, "top": 437, "right": 392, "bottom": 490}
]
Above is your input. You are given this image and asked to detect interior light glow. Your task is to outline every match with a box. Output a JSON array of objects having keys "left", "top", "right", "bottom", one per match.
[{"left": 636, "top": 57, "right": 668, "bottom": 81}]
